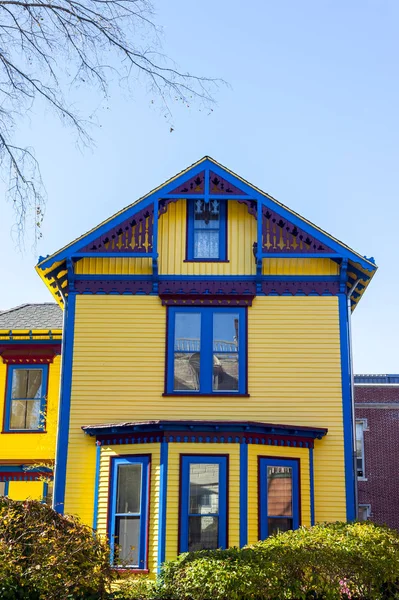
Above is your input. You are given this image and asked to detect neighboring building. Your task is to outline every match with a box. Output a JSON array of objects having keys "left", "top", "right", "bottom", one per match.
[
  {"left": 355, "top": 374, "right": 399, "bottom": 529},
  {"left": 26, "top": 156, "right": 377, "bottom": 573},
  {"left": 0, "top": 304, "right": 62, "bottom": 501}
]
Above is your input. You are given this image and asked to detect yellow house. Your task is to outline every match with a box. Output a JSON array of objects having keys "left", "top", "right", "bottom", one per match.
[
  {"left": 0, "top": 303, "right": 62, "bottom": 501},
  {"left": 35, "top": 157, "right": 376, "bottom": 574}
]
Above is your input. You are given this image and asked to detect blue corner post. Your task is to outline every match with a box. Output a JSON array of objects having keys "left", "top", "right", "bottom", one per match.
[
  {"left": 53, "top": 291, "right": 76, "bottom": 514},
  {"left": 239, "top": 442, "right": 248, "bottom": 547},
  {"left": 338, "top": 292, "right": 356, "bottom": 521},
  {"left": 92, "top": 442, "right": 101, "bottom": 529},
  {"left": 157, "top": 440, "right": 168, "bottom": 572}
]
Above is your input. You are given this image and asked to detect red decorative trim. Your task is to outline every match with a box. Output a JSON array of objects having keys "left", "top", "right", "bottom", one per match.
[
  {"left": 0, "top": 471, "right": 52, "bottom": 481},
  {"left": 158, "top": 280, "right": 256, "bottom": 296},
  {"left": 0, "top": 344, "right": 60, "bottom": 364},
  {"left": 160, "top": 295, "right": 253, "bottom": 307}
]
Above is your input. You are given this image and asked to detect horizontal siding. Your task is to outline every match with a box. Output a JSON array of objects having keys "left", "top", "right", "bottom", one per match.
[
  {"left": 247, "top": 446, "right": 310, "bottom": 546},
  {"left": 97, "top": 444, "right": 160, "bottom": 574},
  {"left": 67, "top": 294, "right": 345, "bottom": 530},
  {"left": 165, "top": 443, "right": 240, "bottom": 562},
  {"left": 8, "top": 480, "right": 44, "bottom": 501},
  {"left": 0, "top": 356, "right": 60, "bottom": 462}
]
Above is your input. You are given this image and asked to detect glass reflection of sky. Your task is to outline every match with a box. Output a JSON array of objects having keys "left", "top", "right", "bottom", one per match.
[{"left": 174, "top": 313, "right": 238, "bottom": 343}]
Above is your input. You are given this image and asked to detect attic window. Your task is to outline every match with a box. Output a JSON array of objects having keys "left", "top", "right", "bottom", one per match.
[{"left": 186, "top": 199, "right": 227, "bottom": 261}]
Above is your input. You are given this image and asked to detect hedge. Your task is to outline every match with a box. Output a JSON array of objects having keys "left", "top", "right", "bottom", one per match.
[{"left": 0, "top": 496, "right": 113, "bottom": 600}]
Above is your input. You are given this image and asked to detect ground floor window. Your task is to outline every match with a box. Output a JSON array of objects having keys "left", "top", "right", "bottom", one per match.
[
  {"left": 0, "top": 482, "right": 8, "bottom": 496},
  {"left": 358, "top": 504, "right": 371, "bottom": 521},
  {"left": 259, "top": 457, "right": 300, "bottom": 538},
  {"left": 109, "top": 455, "right": 150, "bottom": 569},
  {"left": 180, "top": 455, "right": 228, "bottom": 552}
]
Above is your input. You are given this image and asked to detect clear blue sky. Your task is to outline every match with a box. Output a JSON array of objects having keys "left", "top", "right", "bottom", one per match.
[{"left": 0, "top": 0, "right": 397, "bottom": 373}]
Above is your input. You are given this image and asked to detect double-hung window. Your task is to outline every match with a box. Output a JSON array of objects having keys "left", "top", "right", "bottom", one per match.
[
  {"left": 4, "top": 365, "right": 48, "bottom": 432},
  {"left": 180, "top": 455, "right": 228, "bottom": 553},
  {"left": 109, "top": 456, "right": 150, "bottom": 569},
  {"left": 186, "top": 199, "right": 227, "bottom": 261},
  {"left": 167, "top": 307, "right": 246, "bottom": 394},
  {"left": 259, "top": 458, "right": 300, "bottom": 539}
]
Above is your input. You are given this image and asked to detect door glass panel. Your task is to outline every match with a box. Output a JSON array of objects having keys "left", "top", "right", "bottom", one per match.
[
  {"left": 267, "top": 466, "right": 293, "bottom": 516},
  {"left": 115, "top": 516, "right": 140, "bottom": 566},
  {"left": 189, "top": 463, "right": 219, "bottom": 514},
  {"left": 268, "top": 517, "right": 293, "bottom": 536},
  {"left": 212, "top": 313, "right": 239, "bottom": 391},
  {"left": 117, "top": 464, "right": 142, "bottom": 513},
  {"left": 188, "top": 516, "right": 219, "bottom": 551},
  {"left": 174, "top": 313, "right": 201, "bottom": 391}
]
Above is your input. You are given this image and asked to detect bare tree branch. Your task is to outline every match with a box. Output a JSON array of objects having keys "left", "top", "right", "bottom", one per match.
[{"left": 0, "top": 0, "right": 223, "bottom": 243}]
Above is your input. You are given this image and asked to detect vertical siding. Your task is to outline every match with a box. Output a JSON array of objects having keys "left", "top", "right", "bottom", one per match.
[
  {"left": 75, "top": 257, "right": 152, "bottom": 275},
  {"left": 97, "top": 444, "right": 160, "bottom": 574},
  {"left": 0, "top": 355, "right": 61, "bottom": 462},
  {"left": 165, "top": 443, "right": 240, "bottom": 562},
  {"left": 247, "top": 446, "right": 310, "bottom": 546},
  {"left": 8, "top": 481, "right": 44, "bottom": 501},
  {"left": 262, "top": 258, "right": 339, "bottom": 275}
]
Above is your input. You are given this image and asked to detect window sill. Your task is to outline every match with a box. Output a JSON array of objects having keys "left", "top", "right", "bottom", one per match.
[
  {"left": 163, "top": 393, "right": 250, "bottom": 397},
  {"left": 183, "top": 259, "right": 229, "bottom": 263},
  {"left": 2, "top": 429, "right": 47, "bottom": 434}
]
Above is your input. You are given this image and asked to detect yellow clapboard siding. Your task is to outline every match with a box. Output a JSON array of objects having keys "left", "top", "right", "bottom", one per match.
[
  {"left": 165, "top": 443, "right": 240, "bottom": 562},
  {"left": 97, "top": 444, "right": 160, "bottom": 574},
  {"left": 8, "top": 481, "right": 44, "bottom": 501},
  {"left": 0, "top": 356, "right": 61, "bottom": 463}
]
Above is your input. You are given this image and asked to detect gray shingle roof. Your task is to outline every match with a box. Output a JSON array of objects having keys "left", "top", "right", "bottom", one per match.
[{"left": 0, "top": 303, "right": 63, "bottom": 330}]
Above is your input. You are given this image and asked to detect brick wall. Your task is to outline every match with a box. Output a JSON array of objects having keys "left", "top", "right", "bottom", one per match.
[{"left": 355, "top": 385, "right": 399, "bottom": 530}]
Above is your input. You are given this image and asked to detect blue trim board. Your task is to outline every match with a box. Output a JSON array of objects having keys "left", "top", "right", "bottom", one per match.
[
  {"left": 3, "top": 364, "right": 48, "bottom": 432},
  {"left": 309, "top": 448, "right": 315, "bottom": 526},
  {"left": 259, "top": 457, "right": 300, "bottom": 539},
  {"left": 166, "top": 306, "right": 246, "bottom": 395},
  {"left": 179, "top": 455, "right": 228, "bottom": 553},
  {"left": 93, "top": 443, "right": 101, "bottom": 530},
  {"left": 239, "top": 443, "right": 248, "bottom": 547},
  {"left": 53, "top": 292, "right": 76, "bottom": 514},
  {"left": 109, "top": 455, "right": 150, "bottom": 569},
  {"left": 157, "top": 441, "right": 168, "bottom": 571},
  {"left": 338, "top": 293, "right": 356, "bottom": 521}
]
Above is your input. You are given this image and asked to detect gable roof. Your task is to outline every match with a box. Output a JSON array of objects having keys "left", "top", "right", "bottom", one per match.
[
  {"left": 0, "top": 303, "right": 63, "bottom": 330},
  {"left": 36, "top": 156, "right": 377, "bottom": 308}
]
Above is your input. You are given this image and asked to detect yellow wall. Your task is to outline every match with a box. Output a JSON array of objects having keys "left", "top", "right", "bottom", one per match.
[
  {"left": 68, "top": 294, "right": 344, "bottom": 526},
  {"left": 97, "top": 444, "right": 161, "bottom": 574},
  {"left": 247, "top": 445, "right": 310, "bottom": 546},
  {"left": 8, "top": 481, "right": 44, "bottom": 501},
  {"left": 0, "top": 355, "right": 61, "bottom": 462},
  {"left": 165, "top": 443, "right": 240, "bottom": 561},
  {"left": 73, "top": 200, "right": 338, "bottom": 277}
]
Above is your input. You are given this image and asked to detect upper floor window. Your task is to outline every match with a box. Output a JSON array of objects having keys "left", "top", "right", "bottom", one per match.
[
  {"left": 109, "top": 455, "right": 150, "bottom": 569},
  {"left": 166, "top": 307, "right": 246, "bottom": 395},
  {"left": 186, "top": 199, "right": 227, "bottom": 261},
  {"left": 356, "top": 420, "right": 366, "bottom": 478},
  {"left": 4, "top": 365, "right": 48, "bottom": 432}
]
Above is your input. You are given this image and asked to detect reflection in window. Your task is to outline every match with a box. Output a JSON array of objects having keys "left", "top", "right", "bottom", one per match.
[
  {"left": 267, "top": 466, "right": 293, "bottom": 534},
  {"left": 174, "top": 313, "right": 201, "bottom": 391},
  {"left": 213, "top": 313, "right": 239, "bottom": 392},
  {"left": 356, "top": 421, "right": 366, "bottom": 478},
  {"left": 110, "top": 457, "right": 149, "bottom": 569},
  {"left": 7, "top": 366, "right": 47, "bottom": 431}
]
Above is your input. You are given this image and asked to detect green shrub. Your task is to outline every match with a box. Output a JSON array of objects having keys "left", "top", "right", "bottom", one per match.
[
  {"left": 155, "top": 522, "right": 399, "bottom": 600},
  {"left": 0, "top": 496, "right": 113, "bottom": 600}
]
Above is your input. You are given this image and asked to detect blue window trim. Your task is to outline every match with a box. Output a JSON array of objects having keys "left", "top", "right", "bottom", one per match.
[
  {"left": 166, "top": 306, "right": 246, "bottom": 395},
  {"left": 4, "top": 364, "right": 49, "bottom": 433},
  {"left": 179, "top": 455, "right": 228, "bottom": 553},
  {"left": 186, "top": 199, "right": 227, "bottom": 261},
  {"left": 259, "top": 457, "right": 300, "bottom": 540},
  {"left": 109, "top": 455, "right": 150, "bottom": 570}
]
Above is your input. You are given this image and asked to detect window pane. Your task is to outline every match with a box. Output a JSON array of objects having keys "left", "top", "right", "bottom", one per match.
[
  {"left": 12, "top": 369, "right": 42, "bottom": 399},
  {"left": 188, "top": 516, "right": 218, "bottom": 551},
  {"left": 267, "top": 466, "right": 293, "bottom": 516},
  {"left": 174, "top": 313, "right": 201, "bottom": 391},
  {"left": 213, "top": 313, "right": 239, "bottom": 391},
  {"left": 268, "top": 517, "right": 293, "bottom": 536},
  {"left": 0, "top": 482, "right": 5, "bottom": 496},
  {"left": 194, "top": 231, "right": 219, "bottom": 259},
  {"left": 9, "top": 399, "right": 41, "bottom": 430},
  {"left": 117, "top": 464, "right": 142, "bottom": 514},
  {"left": 189, "top": 463, "right": 219, "bottom": 514},
  {"left": 45, "top": 482, "right": 53, "bottom": 506},
  {"left": 115, "top": 516, "right": 140, "bottom": 566}
]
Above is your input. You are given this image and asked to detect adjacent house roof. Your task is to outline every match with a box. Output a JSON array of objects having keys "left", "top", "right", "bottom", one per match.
[
  {"left": 355, "top": 374, "right": 399, "bottom": 384},
  {"left": 0, "top": 303, "right": 63, "bottom": 330}
]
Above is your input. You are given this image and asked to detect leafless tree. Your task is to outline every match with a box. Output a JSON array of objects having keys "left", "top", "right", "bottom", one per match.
[{"left": 0, "top": 0, "right": 221, "bottom": 242}]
